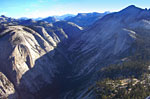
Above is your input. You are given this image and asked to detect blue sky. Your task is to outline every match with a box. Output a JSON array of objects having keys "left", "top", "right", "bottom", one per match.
[{"left": 0, "top": 0, "right": 150, "bottom": 18}]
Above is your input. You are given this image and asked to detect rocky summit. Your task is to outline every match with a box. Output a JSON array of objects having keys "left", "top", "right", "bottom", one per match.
[{"left": 0, "top": 5, "right": 150, "bottom": 99}]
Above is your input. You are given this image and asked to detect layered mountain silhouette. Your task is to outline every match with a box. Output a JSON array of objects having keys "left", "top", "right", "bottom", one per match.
[
  {"left": 67, "top": 12, "right": 110, "bottom": 27},
  {"left": 0, "top": 5, "right": 150, "bottom": 99},
  {"left": 39, "top": 12, "right": 109, "bottom": 27}
]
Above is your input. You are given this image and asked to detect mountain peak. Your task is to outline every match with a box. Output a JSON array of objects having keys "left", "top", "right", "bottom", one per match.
[
  {"left": 42, "top": 16, "right": 57, "bottom": 23},
  {"left": 0, "top": 15, "right": 6, "bottom": 18},
  {"left": 122, "top": 5, "right": 142, "bottom": 12},
  {"left": 127, "top": 5, "right": 136, "bottom": 9},
  {"left": 117, "top": 5, "right": 143, "bottom": 15}
]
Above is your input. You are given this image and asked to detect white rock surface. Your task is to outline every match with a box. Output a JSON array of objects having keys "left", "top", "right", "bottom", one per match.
[
  {"left": 0, "top": 26, "right": 58, "bottom": 98},
  {"left": 0, "top": 72, "right": 15, "bottom": 98}
]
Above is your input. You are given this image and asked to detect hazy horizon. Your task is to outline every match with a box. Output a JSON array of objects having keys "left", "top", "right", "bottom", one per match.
[{"left": 1, "top": 0, "right": 150, "bottom": 18}]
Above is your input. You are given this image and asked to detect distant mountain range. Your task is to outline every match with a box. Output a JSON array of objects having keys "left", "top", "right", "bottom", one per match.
[
  {"left": 18, "top": 14, "right": 75, "bottom": 21},
  {"left": 54, "top": 14, "right": 75, "bottom": 20},
  {"left": 18, "top": 12, "right": 110, "bottom": 27},
  {"left": 67, "top": 11, "right": 110, "bottom": 27},
  {"left": 0, "top": 5, "right": 150, "bottom": 99}
]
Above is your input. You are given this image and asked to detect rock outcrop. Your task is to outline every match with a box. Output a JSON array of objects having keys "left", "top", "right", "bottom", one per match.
[
  {"left": 0, "top": 25, "right": 56, "bottom": 83},
  {"left": 0, "top": 72, "right": 15, "bottom": 98}
]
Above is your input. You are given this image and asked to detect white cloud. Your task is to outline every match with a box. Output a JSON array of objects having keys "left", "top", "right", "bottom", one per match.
[
  {"left": 25, "top": 8, "right": 30, "bottom": 11},
  {"left": 0, "top": 12, "right": 7, "bottom": 15},
  {"left": 24, "top": 10, "right": 63, "bottom": 18},
  {"left": 30, "top": 4, "right": 40, "bottom": 8},
  {"left": 25, "top": 9, "right": 78, "bottom": 18},
  {"left": 38, "top": 0, "right": 49, "bottom": 3}
]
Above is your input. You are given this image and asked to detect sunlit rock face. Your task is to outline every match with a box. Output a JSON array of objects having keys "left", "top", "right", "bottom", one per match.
[
  {"left": 0, "top": 72, "right": 16, "bottom": 98},
  {"left": 0, "top": 26, "right": 54, "bottom": 80},
  {"left": 0, "top": 20, "right": 83, "bottom": 98},
  {"left": 0, "top": 26, "right": 58, "bottom": 98}
]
